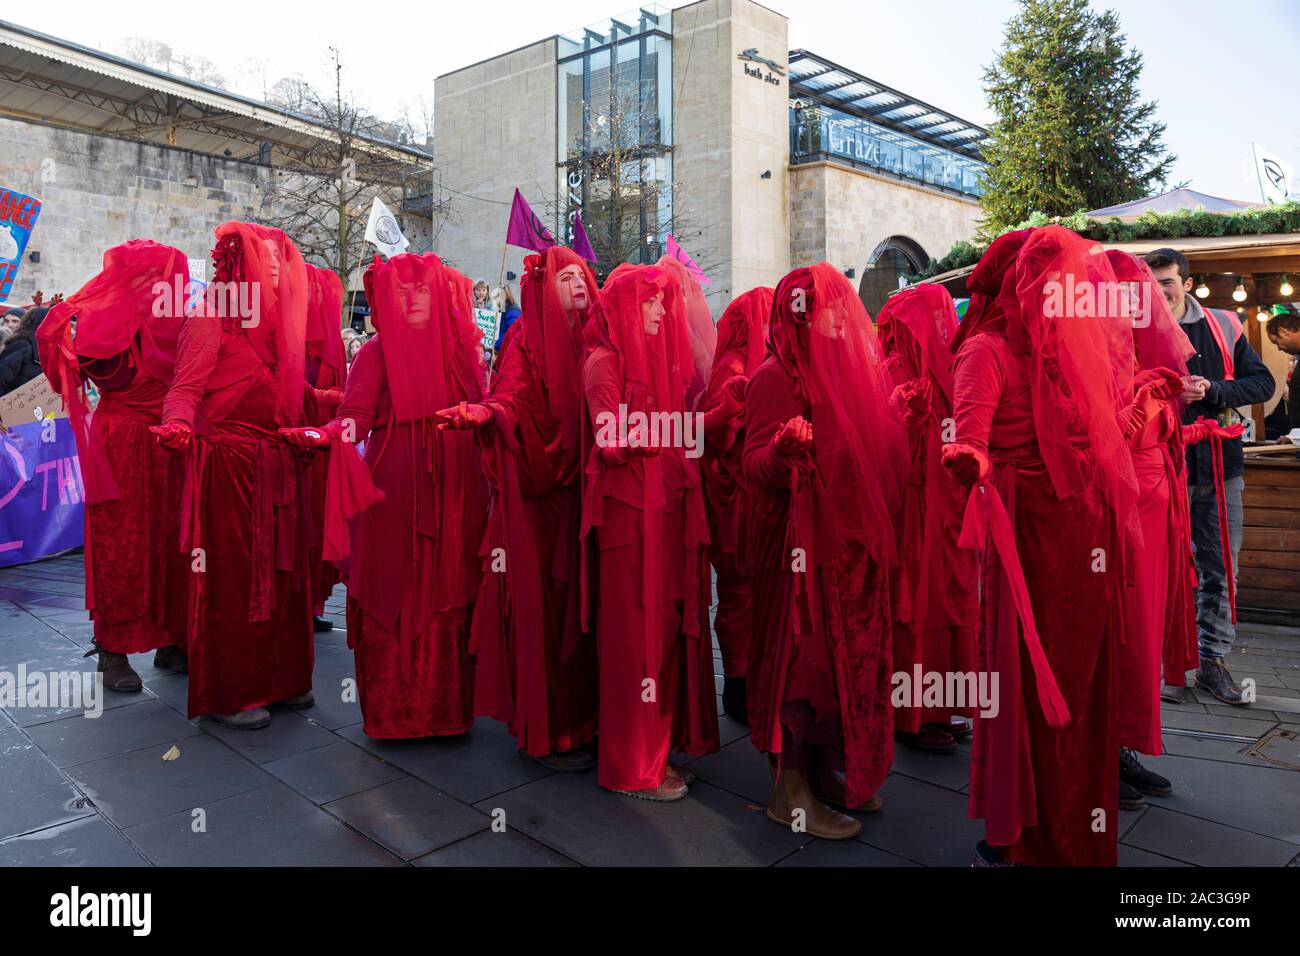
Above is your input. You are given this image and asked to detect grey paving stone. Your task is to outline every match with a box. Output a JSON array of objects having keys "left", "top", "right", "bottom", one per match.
[
  {"left": 475, "top": 773, "right": 812, "bottom": 866},
  {"left": 1160, "top": 732, "right": 1270, "bottom": 769},
  {"left": 1117, "top": 842, "right": 1192, "bottom": 867},
  {"left": 304, "top": 646, "right": 362, "bottom": 730},
  {"left": 0, "top": 605, "right": 53, "bottom": 637},
  {"left": 776, "top": 838, "right": 921, "bottom": 867},
  {"left": 263, "top": 740, "right": 406, "bottom": 804},
  {"left": 1132, "top": 752, "right": 1300, "bottom": 844},
  {"left": 1199, "top": 702, "right": 1285, "bottom": 722},
  {"left": 889, "top": 739, "right": 972, "bottom": 793},
  {"left": 412, "top": 830, "right": 578, "bottom": 867},
  {"left": 28, "top": 699, "right": 200, "bottom": 769},
  {"left": 1157, "top": 708, "right": 1275, "bottom": 739},
  {"left": 65, "top": 733, "right": 273, "bottom": 829},
  {"left": 855, "top": 773, "right": 984, "bottom": 867},
  {"left": 0, "top": 727, "right": 95, "bottom": 839},
  {"left": 140, "top": 672, "right": 189, "bottom": 716},
  {"left": 0, "top": 627, "right": 84, "bottom": 667},
  {"left": 338, "top": 718, "right": 551, "bottom": 805},
  {"left": 125, "top": 783, "right": 401, "bottom": 867},
  {"left": 0, "top": 815, "right": 148, "bottom": 866},
  {"left": 201, "top": 709, "right": 337, "bottom": 765},
  {"left": 324, "top": 776, "right": 489, "bottom": 861},
  {"left": 683, "top": 738, "right": 774, "bottom": 804},
  {"left": 1123, "top": 806, "right": 1299, "bottom": 867}
]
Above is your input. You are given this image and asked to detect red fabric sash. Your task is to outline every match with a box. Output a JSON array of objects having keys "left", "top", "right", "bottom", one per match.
[
  {"left": 321, "top": 432, "right": 384, "bottom": 562},
  {"left": 957, "top": 478, "right": 1070, "bottom": 727}
]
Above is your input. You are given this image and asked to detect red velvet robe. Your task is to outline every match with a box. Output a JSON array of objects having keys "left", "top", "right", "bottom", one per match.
[
  {"left": 1120, "top": 370, "right": 1199, "bottom": 752},
  {"left": 701, "top": 345, "right": 753, "bottom": 679},
  {"left": 582, "top": 345, "right": 718, "bottom": 792},
  {"left": 743, "top": 357, "right": 894, "bottom": 808},
  {"left": 80, "top": 361, "right": 187, "bottom": 654},
  {"left": 330, "top": 337, "right": 487, "bottom": 738},
  {"left": 162, "top": 312, "right": 314, "bottom": 718},
  {"left": 473, "top": 322, "right": 596, "bottom": 755},
  {"left": 952, "top": 330, "right": 1119, "bottom": 867},
  {"left": 304, "top": 356, "right": 345, "bottom": 614}
]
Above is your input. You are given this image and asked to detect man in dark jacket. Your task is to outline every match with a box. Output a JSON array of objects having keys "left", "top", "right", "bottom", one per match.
[
  {"left": 1146, "top": 249, "right": 1276, "bottom": 706},
  {"left": 1266, "top": 311, "right": 1300, "bottom": 434}
]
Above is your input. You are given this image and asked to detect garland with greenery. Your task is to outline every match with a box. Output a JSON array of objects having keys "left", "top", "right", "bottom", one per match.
[{"left": 906, "top": 201, "right": 1300, "bottom": 282}]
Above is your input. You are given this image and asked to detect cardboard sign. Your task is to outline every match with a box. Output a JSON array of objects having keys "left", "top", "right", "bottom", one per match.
[
  {"left": 0, "top": 374, "right": 66, "bottom": 433},
  {"left": 0, "top": 187, "right": 42, "bottom": 302},
  {"left": 474, "top": 308, "right": 500, "bottom": 348}
]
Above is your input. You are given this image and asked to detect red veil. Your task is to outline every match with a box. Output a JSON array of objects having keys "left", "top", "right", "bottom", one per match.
[
  {"left": 521, "top": 246, "right": 600, "bottom": 450},
  {"left": 655, "top": 253, "right": 717, "bottom": 408},
  {"left": 361, "top": 253, "right": 484, "bottom": 422},
  {"left": 877, "top": 283, "right": 968, "bottom": 633},
  {"left": 702, "top": 286, "right": 773, "bottom": 556},
  {"left": 38, "top": 239, "right": 190, "bottom": 503},
  {"left": 209, "top": 221, "right": 308, "bottom": 426},
  {"left": 769, "top": 263, "right": 906, "bottom": 568},
  {"left": 582, "top": 263, "right": 709, "bottom": 668},
  {"left": 305, "top": 264, "right": 346, "bottom": 379},
  {"left": 1104, "top": 250, "right": 1193, "bottom": 379}
]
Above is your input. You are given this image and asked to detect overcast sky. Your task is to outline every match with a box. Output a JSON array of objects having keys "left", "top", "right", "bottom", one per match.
[{"left": 11, "top": 0, "right": 1299, "bottom": 201}]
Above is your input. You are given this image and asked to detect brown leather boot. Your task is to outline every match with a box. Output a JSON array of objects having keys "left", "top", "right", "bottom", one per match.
[
  {"left": 810, "top": 766, "right": 884, "bottom": 813},
  {"left": 767, "top": 768, "right": 861, "bottom": 840},
  {"left": 610, "top": 775, "right": 689, "bottom": 802},
  {"left": 86, "top": 644, "right": 141, "bottom": 693},
  {"left": 153, "top": 644, "right": 188, "bottom": 675}
]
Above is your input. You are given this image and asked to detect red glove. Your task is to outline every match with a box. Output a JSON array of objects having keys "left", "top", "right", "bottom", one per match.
[
  {"left": 434, "top": 402, "right": 494, "bottom": 430},
  {"left": 1124, "top": 370, "right": 1183, "bottom": 439},
  {"left": 890, "top": 379, "right": 932, "bottom": 425},
  {"left": 719, "top": 374, "right": 748, "bottom": 418},
  {"left": 150, "top": 420, "right": 193, "bottom": 451},
  {"left": 773, "top": 417, "right": 813, "bottom": 458},
  {"left": 279, "top": 426, "right": 331, "bottom": 449},
  {"left": 1180, "top": 417, "right": 1246, "bottom": 445},
  {"left": 941, "top": 442, "right": 989, "bottom": 486}
]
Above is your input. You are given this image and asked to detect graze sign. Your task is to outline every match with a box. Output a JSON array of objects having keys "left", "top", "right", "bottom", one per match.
[
  {"left": 0, "top": 188, "right": 42, "bottom": 302},
  {"left": 737, "top": 48, "right": 784, "bottom": 86}
]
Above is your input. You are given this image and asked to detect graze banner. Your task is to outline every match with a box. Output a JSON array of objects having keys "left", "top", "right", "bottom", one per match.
[
  {"left": 0, "top": 418, "right": 84, "bottom": 568},
  {"left": 0, "top": 374, "right": 65, "bottom": 433},
  {"left": 0, "top": 188, "right": 42, "bottom": 302}
]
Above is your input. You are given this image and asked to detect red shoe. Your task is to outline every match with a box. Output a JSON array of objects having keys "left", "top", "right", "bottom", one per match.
[{"left": 895, "top": 725, "right": 957, "bottom": 754}]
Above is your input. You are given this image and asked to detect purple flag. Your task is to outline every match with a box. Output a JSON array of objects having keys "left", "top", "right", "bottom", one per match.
[
  {"left": 505, "top": 188, "right": 557, "bottom": 253},
  {"left": 666, "top": 234, "right": 711, "bottom": 287},
  {"left": 571, "top": 212, "right": 598, "bottom": 263}
]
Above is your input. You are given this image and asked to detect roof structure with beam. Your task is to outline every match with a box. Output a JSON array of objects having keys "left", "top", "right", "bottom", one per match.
[
  {"left": 787, "top": 49, "right": 988, "bottom": 161},
  {"left": 0, "top": 18, "right": 430, "bottom": 169}
]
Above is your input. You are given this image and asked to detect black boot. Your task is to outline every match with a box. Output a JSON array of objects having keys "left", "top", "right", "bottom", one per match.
[
  {"left": 1195, "top": 658, "right": 1246, "bottom": 706},
  {"left": 722, "top": 675, "right": 748, "bottom": 727},
  {"left": 85, "top": 642, "right": 141, "bottom": 693},
  {"left": 973, "top": 840, "right": 1019, "bottom": 867},
  {"left": 153, "top": 644, "right": 188, "bottom": 674},
  {"left": 313, "top": 615, "right": 334, "bottom": 633},
  {"left": 1120, "top": 746, "right": 1172, "bottom": 797},
  {"left": 1118, "top": 778, "right": 1146, "bottom": 810}
]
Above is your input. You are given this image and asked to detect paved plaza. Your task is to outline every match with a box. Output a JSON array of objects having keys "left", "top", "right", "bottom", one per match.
[{"left": 2, "top": 552, "right": 1298, "bottom": 867}]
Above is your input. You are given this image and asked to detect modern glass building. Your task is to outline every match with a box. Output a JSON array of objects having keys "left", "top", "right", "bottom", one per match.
[
  {"left": 557, "top": 7, "right": 675, "bottom": 266},
  {"left": 434, "top": 0, "right": 988, "bottom": 317}
]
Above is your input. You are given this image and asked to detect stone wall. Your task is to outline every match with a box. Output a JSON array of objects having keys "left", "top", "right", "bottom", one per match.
[
  {"left": 433, "top": 38, "right": 557, "bottom": 291},
  {"left": 0, "top": 116, "right": 425, "bottom": 302},
  {"left": 789, "top": 160, "right": 982, "bottom": 273}
]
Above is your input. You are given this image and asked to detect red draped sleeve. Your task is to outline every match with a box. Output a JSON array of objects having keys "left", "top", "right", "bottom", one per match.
[{"left": 161, "top": 312, "right": 221, "bottom": 428}]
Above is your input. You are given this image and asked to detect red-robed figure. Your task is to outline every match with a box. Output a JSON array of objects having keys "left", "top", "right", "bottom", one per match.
[
  {"left": 944, "top": 227, "right": 1139, "bottom": 866},
  {"left": 744, "top": 263, "right": 906, "bottom": 840},
  {"left": 438, "top": 246, "right": 599, "bottom": 771},
  {"left": 38, "top": 240, "right": 192, "bottom": 692},
  {"left": 654, "top": 253, "right": 717, "bottom": 411},
  {"left": 582, "top": 263, "right": 719, "bottom": 801},
  {"left": 877, "top": 284, "right": 979, "bottom": 754},
  {"left": 284, "top": 253, "right": 488, "bottom": 739},
  {"left": 154, "top": 222, "right": 314, "bottom": 729},
  {"left": 699, "top": 287, "right": 774, "bottom": 725},
  {"left": 302, "top": 264, "right": 347, "bottom": 630},
  {"left": 1105, "top": 251, "right": 1240, "bottom": 798}
]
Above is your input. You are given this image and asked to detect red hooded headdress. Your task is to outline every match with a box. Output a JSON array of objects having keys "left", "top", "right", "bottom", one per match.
[
  {"left": 38, "top": 239, "right": 190, "bottom": 503},
  {"left": 655, "top": 253, "right": 717, "bottom": 408},
  {"left": 209, "top": 221, "right": 308, "bottom": 426},
  {"left": 305, "top": 264, "right": 346, "bottom": 382}
]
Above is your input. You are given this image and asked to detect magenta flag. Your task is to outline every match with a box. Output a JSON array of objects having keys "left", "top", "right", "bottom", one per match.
[
  {"left": 666, "top": 233, "right": 711, "bottom": 287},
  {"left": 571, "top": 212, "right": 598, "bottom": 263},
  {"left": 505, "top": 188, "right": 558, "bottom": 252}
]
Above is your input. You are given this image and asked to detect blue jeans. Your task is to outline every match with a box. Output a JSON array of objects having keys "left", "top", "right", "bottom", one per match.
[{"left": 1188, "top": 476, "right": 1244, "bottom": 661}]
